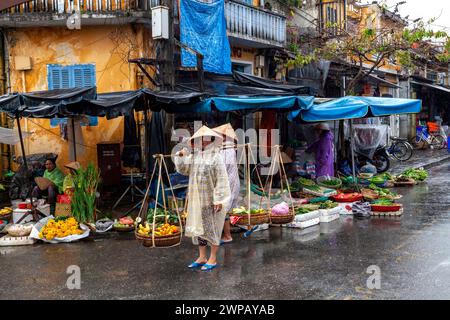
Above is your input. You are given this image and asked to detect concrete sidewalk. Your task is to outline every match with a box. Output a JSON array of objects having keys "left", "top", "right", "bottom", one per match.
[{"left": 390, "top": 148, "right": 450, "bottom": 175}]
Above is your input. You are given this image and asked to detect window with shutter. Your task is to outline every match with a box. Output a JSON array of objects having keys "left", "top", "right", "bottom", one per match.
[
  {"left": 48, "top": 64, "right": 96, "bottom": 89},
  {"left": 47, "top": 64, "right": 97, "bottom": 127}
]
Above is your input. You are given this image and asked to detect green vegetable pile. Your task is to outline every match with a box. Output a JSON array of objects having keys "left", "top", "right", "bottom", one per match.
[
  {"left": 371, "top": 199, "right": 394, "bottom": 205},
  {"left": 319, "top": 200, "right": 338, "bottom": 209},
  {"left": 370, "top": 175, "right": 386, "bottom": 185},
  {"left": 303, "top": 184, "right": 321, "bottom": 192},
  {"left": 322, "top": 180, "right": 341, "bottom": 187},
  {"left": 71, "top": 162, "right": 101, "bottom": 224},
  {"left": 401, "top": 168, "right": 428, "bottom": 181},
  {"left": 147, "top": 207, "right": 179, "bottom": 224},
  {"left": 295, "top": 207, "right": 312, "bottom": 215},
  {"left": 382, "top": 173, "right": 395, "bottom": 181},
  {"left": 368, "top": 184, "right": 398, "bottom": 197},
  {"left": 297, "top": 177, "right": 316, "bottom": 187}
]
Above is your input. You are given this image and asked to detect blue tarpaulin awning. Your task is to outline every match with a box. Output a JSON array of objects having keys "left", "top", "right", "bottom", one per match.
[
  {"left": 288, "top": 96, "right": 422, "bottom": 122},
  {"left": 207, "top": 96, "right": 315, "bottom": 112}
]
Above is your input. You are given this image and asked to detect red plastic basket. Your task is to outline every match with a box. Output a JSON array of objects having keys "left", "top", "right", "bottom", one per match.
[
  {"left": 371, "top": 204, "right": 402, "bottom": 212},
  {"left": 330, "top": 193, "right": 363, "bottom": 203}
]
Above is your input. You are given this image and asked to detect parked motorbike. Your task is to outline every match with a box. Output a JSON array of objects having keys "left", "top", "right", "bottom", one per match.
[
  {"left": 343, "top": 140, "right": 390, "bottom": 173},
  {"left": 354, "top": 146, "right": 390, "bottom": 173}
]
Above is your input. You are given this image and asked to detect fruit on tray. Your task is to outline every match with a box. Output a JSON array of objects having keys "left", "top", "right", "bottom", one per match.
[
  {"left": 333, "top": 192, "right": 361, "bottom": 200},
  {"left": 154, "top": 223, "right": 178, "bottom": 236},
  {"left": 113, "top": 216, "right": 135, "bottom": 229},
  {"left": 137, "top": 222, "right": 178, "bottom": 237},
  {"left": 0, "top": 207, "right": 12, "bottom": 216},
  {"left": 119, "top": 216, "right": 134, "bottom": 225},
  {"left": 232, "top": 207, "right": 265, "bottom": 215},
  {"left": 114, "top": 223, "right": 134, "bottom": 228},
  {"left": 137, "top": 222, "right": 151, "bottom": 236},
  {"left": 39, "top": 217, "right": 83, "bottom": 240}
]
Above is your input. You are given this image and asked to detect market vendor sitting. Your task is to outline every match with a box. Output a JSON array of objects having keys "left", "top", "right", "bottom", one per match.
[
  {"left": 306, "top": 123, "right": 335, "bottom": 178},
  {"left": 32, "top": 157, "right": 65, "bottom": 205},
  {"left": 63, "top": 161, "right": 80, "bottom": 196}
]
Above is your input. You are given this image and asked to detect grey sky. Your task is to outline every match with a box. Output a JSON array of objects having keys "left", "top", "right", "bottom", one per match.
[{"left": 359, "top": 0, "right": 450, "bottom": 30}]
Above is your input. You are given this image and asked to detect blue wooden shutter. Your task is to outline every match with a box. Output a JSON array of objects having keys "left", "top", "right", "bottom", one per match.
[
  {"left": 48, "top": 64, "right": 97, "bottom": 127},
  {"left": 72, "top": 64, "right": 95, "bottom": 88},
  {"left": 48, "top": 64, "right": 95, "bottom": 89}
]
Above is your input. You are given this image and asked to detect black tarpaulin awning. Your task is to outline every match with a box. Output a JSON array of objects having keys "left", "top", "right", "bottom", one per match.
[
  {"left": 64, "top": 90, "right": 145, "bottom": 119},
  {"left": 175, "top": 70, "right": 313, "bottom": 96},
  {"left": 0, "top": 87, "right": 97, "bottom": 118},
  {"left": 232, "top": 71, "right": 312, "bottom": 95},
  {"left": 0, "top": 71, "right": 315, "bottom": 118}
]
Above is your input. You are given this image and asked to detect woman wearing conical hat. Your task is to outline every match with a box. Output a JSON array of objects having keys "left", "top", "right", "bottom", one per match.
[
  {"left": 174, "top": 125, "right": 231, "bottom": 271},
  {"left": 212, "top": 123, "right": 240, "bottom": 245}
]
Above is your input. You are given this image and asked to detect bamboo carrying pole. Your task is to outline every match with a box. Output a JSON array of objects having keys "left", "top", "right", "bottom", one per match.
[{"left": 136, "top": 154, "right": 183, "bottom": 248}]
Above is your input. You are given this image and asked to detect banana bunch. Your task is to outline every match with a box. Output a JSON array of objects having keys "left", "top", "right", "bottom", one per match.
[
  {"left": 0, "top": 207, "right": 12, "bottom": 216},
  {"left": 138, "top": 222, "right": 151, "bottom": 236},
  {"left": 232, "top": 206, "right": 247, "bottom": 214}
]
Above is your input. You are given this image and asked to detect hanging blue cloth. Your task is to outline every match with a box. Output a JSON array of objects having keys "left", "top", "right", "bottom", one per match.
[{"left": 180, "top": 0, "right": 231, "bottom": 74}]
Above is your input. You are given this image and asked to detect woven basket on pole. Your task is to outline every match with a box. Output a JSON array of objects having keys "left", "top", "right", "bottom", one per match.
[{"left": 134, "top": 154, "right": 183, "bottom": 248}]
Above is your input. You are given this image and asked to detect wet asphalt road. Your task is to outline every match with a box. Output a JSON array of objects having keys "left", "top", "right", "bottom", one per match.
[{"left": 1, "top": 162, "right": 450, "bottom": 300}]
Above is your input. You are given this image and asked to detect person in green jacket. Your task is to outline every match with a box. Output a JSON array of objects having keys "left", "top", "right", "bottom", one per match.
[{"left": 32, "top": 157, "right": 65, "bottom": 205}]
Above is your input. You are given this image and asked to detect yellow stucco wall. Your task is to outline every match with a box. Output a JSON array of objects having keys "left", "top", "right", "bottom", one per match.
[{"left": 7, "top": 25, "right": 146, "bottom": 172}]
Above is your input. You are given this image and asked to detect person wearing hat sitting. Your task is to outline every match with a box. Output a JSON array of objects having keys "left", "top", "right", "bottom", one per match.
[
  {"left": 32, "top": 157, "right": 65, "bottom": 205},
  {"left": 63, "top": 161, "right": 81, "bottom": 196},
  {"left": 306, "top": 123, "right": 335, "bottom": 178},
  {"left": 174, "top": 125, "right": 231, "bottom": 271}
]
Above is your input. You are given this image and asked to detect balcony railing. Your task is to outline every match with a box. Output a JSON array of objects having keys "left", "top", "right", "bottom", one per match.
[
  {"left": 0, "top": 0, "right": 156, "bottom": 27},
  {"left": 2, "top": 0, "right": 158, "bottom": 14},
  {"left": 225, "top": 0, "right": 286, "bottom": 47},
  {"left": 318, "top": 0, "right": 347, "bottom": 37}
]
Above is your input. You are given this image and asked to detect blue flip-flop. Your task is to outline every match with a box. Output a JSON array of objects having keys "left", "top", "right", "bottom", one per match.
[
  {"left": 201, "top": 264, "right": 217, "bottom": 271},
  {"left": 188, "top": 261, "right": 206, "bottom": 269}
]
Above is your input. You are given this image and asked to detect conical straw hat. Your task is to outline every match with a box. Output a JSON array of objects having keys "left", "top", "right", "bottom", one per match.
[
  {"left": 212, "top": 123, "right": 237, "bottom": 141},
  {"left": 35, "top": 177, "right": 53, "bottom": 190},
  {"left": 64, "top": 161, "right": 81, "bottom": 171},
  {"left": 190, "top": 125, "right": 222, "bottom": 141}
]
